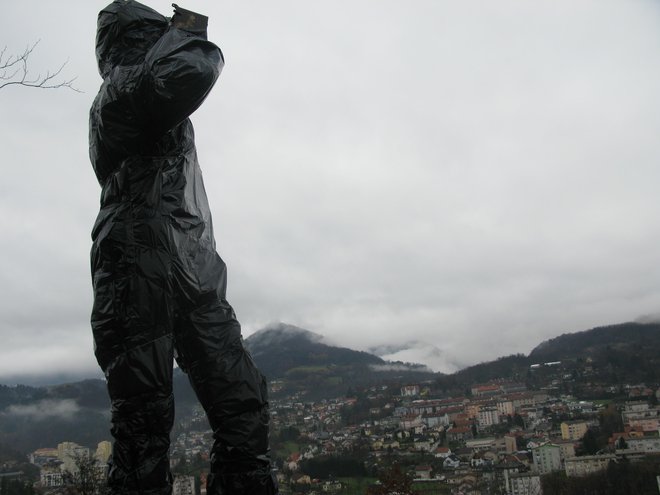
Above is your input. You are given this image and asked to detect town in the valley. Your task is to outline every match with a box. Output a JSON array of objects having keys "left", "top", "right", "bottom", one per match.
[{"left": 15, "top": 358, "right": 660, "bottom": 495}]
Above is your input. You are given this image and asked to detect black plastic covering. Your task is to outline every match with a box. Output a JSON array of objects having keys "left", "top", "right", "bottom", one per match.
[{"left": 89, "top": 2, "right": 277, "bottom": 494}]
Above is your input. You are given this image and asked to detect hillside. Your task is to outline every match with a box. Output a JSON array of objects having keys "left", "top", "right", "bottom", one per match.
[
  {"left": 2, "top": 320, "right": 659, "bottom": 453},
  {"left": 0, "top": 373, "right": 200, "bottom": 453},
  {"left": 0, "top": 323, "right": 434, "bottom": 451},
  {"left": 436, "top": 321, "right": 660, "bottom": 391},
  {"left": 244, "top": 323, "right": 435, "bottom": 398},
  {"left": 244, "top": 323, "right": 385, "bottom": 378},
  {"left": 529, "top": 321, "right": 660, "bottom": 362}
]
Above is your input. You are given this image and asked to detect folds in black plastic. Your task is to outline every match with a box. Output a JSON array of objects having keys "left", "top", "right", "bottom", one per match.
[{"left": 89, "top": 2, "right": 277, "bottom": 494}]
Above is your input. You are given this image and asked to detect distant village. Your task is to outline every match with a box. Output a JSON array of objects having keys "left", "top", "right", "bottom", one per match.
[
  {"left": 12, "top": 359, "right": 660, "bottom": 495},
  {"left": 264, "top": 377, "right": 660, "bottom": 493}
]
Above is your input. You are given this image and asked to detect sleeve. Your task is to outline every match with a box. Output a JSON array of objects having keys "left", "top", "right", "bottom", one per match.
[{"left": 144, "top": 27, "right": 224, "bottom": 137}]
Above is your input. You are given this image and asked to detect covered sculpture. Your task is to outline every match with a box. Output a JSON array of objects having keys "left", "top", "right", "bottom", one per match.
[{"left": 89, "top": 1, "right": 277, "bottom": 493}]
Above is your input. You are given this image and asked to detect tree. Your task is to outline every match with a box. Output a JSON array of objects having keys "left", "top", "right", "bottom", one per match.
[
  {"left": 0, "top": 41, "right": 79, "bottom": 91},
  {"left": 580, "top": 429, "right": 600, "bottom": 456},
  {"left": 512, "top": 413, "right": 525, "bottom": 429},
  {"left": 599, "top": 404, "right": 623, "bottom": 438},
  {"left": 62, "top": 452, "right": 108, "bottom": 495},
  {"left": 366, "top": 464, "right": 413, "bottom": 495},
  {"left": 615, "top": 436, "right": 628, "bottom": 450},
  {"left": 299, "top": 456, "right": 366, "bottom": 478},
  {"left": 0, "top": 477, "right": 35, "bottom": 495}
]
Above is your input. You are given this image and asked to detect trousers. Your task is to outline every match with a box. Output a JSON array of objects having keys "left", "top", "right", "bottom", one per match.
[{"left": 91, "top": 158, "right": 277, "bottom": 495}]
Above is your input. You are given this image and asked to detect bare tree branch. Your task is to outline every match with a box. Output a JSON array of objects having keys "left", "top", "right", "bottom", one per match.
[{"left": 0, "top": 40, "right": 81, "bottom": 92}]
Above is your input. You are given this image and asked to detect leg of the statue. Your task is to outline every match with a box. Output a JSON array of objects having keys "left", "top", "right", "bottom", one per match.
[
  {"left": 106, "top": 383, "right": 175, "bottom": 495},
  {"left": 92, "top": 251, "right": 176, "bottom": 495},
  {"left": 174, "top": 259, "right": 277, "bottom": 494}
]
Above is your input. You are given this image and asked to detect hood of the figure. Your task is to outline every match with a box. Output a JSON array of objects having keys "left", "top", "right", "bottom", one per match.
[{"left": 96, "top": 0, "right": 169, "bottom": 77}]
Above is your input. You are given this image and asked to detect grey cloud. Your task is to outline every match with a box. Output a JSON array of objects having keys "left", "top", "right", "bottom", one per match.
[
  {"left": 3, "top": 399, "right": 80, "bottom": 421},
  {"left": 1, "top": 0, "right": 660, "bottom": 376},
  {"left": 370, "top": 364, "right": 433, "bottom": 373},
  {"left": 635, "top": 313, "right": 660, "bottom": 324}
]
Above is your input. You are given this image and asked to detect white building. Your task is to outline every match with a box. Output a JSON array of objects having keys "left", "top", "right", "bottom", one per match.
[
  {"left": 497, "top": 399, "right": 515, "bottom": 417},
  {"left": 622, "top": 403, "right": 660, "bottom": 431},
  {"left": 532, "top": 443, "right": 562, "bottom": 474},
  {"left": 465, "top": 437, "right": 497, "bottom": 452},
  {"left": 57, "top": 442, "right": 90, "bottom": 474},
  {"left": 619, "top": 435, "right": 660, "bottom": 454},
  {"left": 401, "top": 385, "right": 420, "bottom": 397},
  {"left": 40, "top": 469, "right": 64, "bottom": 488},
  {"left": 509, "top": 472, "right": 542, "bottom": 495},
  {"left": 477, "top": 407, "right": 500, "bottom": 428},
  {"left": 95, "top": 441, "right": 112, "bottom": 464},
  {"left": 424, "top": 412, "right": 450, "bottom": 428},
  {"left": 565, "top": 454, "right": 616, "bottom": 477}
]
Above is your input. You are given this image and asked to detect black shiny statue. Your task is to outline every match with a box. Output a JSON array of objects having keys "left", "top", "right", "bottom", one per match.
[{"left": 89, "top": 2, "right": 277, "bottom": 493}]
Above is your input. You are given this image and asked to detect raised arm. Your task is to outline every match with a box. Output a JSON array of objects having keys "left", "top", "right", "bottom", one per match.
[
  {"left": 90, "top": 3, "right": 224, "bottom": 183},
  {"left": 144, "top": 13, "right": 224, "bottom": 138}
]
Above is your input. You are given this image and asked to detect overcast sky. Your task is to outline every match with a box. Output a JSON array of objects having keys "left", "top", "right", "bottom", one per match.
[{"left": 1, "top": 0, "right": 659, "bottom": 382}]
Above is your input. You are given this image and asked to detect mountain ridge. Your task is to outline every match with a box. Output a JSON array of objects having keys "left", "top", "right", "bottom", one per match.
[
  {"left": 244, "top": 322, "right": 387, "bottom": 379},
  {"left": 3, "top": 320, "right": 660, "bottom": 388},
  {"left": 1, "top": 320, "right": 660, "bottom": 452},
  {"left": 442, "top": 321, "right": 660, "bottom": 387}
]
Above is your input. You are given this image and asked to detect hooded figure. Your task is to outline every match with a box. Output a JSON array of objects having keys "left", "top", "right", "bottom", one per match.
[{"left": 89, "top": 2, "right": 277, "bottom": 494}]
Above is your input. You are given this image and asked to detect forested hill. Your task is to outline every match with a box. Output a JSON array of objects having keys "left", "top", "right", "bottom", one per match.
[
  {"left": 243, "top": 323, "right": 435, "bottom": 399},
  {"left": 244, "top": 322, "right": 387, "bottom": 379},
  {"left": 529, "top": 321, "right": 660, "bottom": 361},
  {"left": 440, "top": 321, "right": 660, "bottom": 387}
]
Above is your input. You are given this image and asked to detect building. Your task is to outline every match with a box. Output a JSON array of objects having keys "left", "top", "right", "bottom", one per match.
[
  {"left": 467, "top": 402, "right": 485, "bottom": 419},
  {"left": 561, "top": 420, "right": 589, "bottom": 441},
  {"left": 57, "top": 442, "right": 85, "bottom": 460},
  {"left": 447, "top": 426, "right": 473, "bottom": 443},
  {"left": 471, "top": 384, "right": 501, "bottom": 397},
  {"left": 501, "top": 383, "right": 527, "bottom": 394},
  {"left": 565, "top": 454, "right": 616, "bottom": 477},
  {"left": 622, "top": 435, "right": 660, "bottom": 454},
  {"left": 401, "top": 385, "right": 420, "bottom": 397},
  {"left": 399, "top": 414, "right": 423, "bottom": 430},
  {"left": 424, "top": 412, "right": 450, "bottom": 427},
  {"left": 30, "top": 448, "right": 59, "bottom": 466},
  {"left": 434, "top": 447, "right": 452, "bottom": 458},
  {"left": 57, "top": 442, "right": 90, "bottom": 474},
  {"left": 532, "top": 443, "right": 561, "bottom": 474},
  {"left": 465, "top": 437, "right": 497, "bottom": 452},
  {"left": 443, "top": 455, "right": 461, "bottom": 469},
  {"left": 556, "top": 440, "right": 576, "bottom": 461},
  {"left": 95, "top": 441, "right": 112, "bottom": 464},
  {"left": 621, "top": 403, "right": 659, "bottom": 431},
  {"left": 40, "top": 468, "right": 64, "bottom": 488},
  {"left": 477, "top": 407, "right": 500, "bottom": 428},
  {"left": 509, "top": 472, "right": 542, "bottom": 495},
  {"left": 504, "top": 434, "right": 520, "bottom": 453},
  {"left": 627, "top": 417, "right": 660, "bottom": 431},
  {"left": 414, "top": 465, "right": 432, "bottom": 480},
  {"left": 413, "top": 438, "right": 432, "bottom": 451},
  {"left": 497, "top": 399, "right": 515, "bottom": 417}
]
